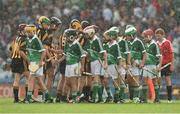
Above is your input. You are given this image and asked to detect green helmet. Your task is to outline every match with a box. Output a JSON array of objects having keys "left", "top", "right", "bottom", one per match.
[
  {"left": 124, "top": 25, "right": 137, "bottom": 36},
  {"left": 106, "top": 26, "right": 119, "bottom": 38}
]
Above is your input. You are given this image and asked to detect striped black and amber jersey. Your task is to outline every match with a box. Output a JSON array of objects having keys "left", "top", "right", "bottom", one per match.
[
  {"left": 37, "top": 28, "right": 53, "bottom": 48},
  {"left": 10, "top": 35, "right": 27, "bottom": 59}
]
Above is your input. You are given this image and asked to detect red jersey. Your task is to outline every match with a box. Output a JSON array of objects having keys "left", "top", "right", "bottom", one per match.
[{"left": 157, "top": 38, "right": 173, "bottom": 65}]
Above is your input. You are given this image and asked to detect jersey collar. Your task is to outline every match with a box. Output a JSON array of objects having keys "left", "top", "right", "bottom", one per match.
[
  {"left": 147, "top": 39, "right": 155, "bottom": 47},
  {"left": 130, "top": 37, "right": 138, "bottom": 45},
  {"left": 108, "top": 40, "right": 116, "bottom": 47},
  {"left": 157, "top": 38, "right": 166, "bottom": 46}
]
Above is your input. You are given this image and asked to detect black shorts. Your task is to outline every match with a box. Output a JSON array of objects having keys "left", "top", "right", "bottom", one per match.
[
  {"left": 59, "top": 60, "right": 66, "bottom": 75},
  {"left": 11, "top": 58, "right": 25, "bottom": 74},
  {"left": 161, "top": 64, "right": 172, "bottom": 77}
]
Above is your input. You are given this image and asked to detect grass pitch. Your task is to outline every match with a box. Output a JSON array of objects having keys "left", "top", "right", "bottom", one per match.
[{"left": 0, "top": 98, "right": 180, "bottom": 114}]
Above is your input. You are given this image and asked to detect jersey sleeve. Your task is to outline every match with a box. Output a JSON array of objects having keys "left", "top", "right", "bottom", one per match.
[
  {"left": 138, "top": 40, "right": 146, "bottom": 53},
  {"left": 35, "top": 37, "right": 45, "bottom": 52},
  {"left": 97, "top": 38, "right": 106, "bottom": 53}
]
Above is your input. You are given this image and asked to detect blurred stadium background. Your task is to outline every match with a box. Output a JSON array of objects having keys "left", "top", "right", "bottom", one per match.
[{"left": 0, "top": 0, "right": 179, "bottom": 100}]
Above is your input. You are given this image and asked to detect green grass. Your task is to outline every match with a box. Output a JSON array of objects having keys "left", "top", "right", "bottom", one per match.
[{"left": 0, "top": 98, "right": 180, "bottom": 113}]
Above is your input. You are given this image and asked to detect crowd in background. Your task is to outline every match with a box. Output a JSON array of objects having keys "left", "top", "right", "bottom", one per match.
[{"left": 0, "top": 0, "right": 180, "bottom": 72}]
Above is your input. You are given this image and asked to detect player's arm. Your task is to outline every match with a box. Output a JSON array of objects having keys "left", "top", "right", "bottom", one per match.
[
  {"left": 117, "top": 44, "right": 122, "bottom": 68},
  {"left": 139, "top": 41, "right": 147, "bottom": 68},
  {"left": 98, "top": 38, "right": 107, "bottom": 69},
  {"left": 20, "top": 51, "right": 29, "bottom": 64},
  {"left": 35, "top": 38, "right": 46, "bottom": 66}
]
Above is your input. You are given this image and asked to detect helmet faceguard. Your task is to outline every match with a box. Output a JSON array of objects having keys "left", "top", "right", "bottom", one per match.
[{"left": 64, "top": 29, "right": 77, "bottom": 43}]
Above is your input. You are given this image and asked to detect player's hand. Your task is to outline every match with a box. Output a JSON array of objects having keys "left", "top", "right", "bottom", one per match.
[
  {"left": 103, "top": 62, "right": 108, "bottom": 70},
  {"left": 51, "top": 59, "right": 56, "bottom": 67},
  {"left": 39, "top": 61, "right": 45, "bottom": 67},
  {"left": 139, "top": 62, "right": 144, "bottom": 69},
  {"left": 156, "top": 66, "right": 161, "bottom": 72},
  {"left": 80, "top": 67, "right": 84, "bottom": 75}
]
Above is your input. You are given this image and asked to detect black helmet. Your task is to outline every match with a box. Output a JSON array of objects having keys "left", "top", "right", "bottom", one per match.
[
  {"left": 64, "top": 28, "right": 77, "bottom": 43},
  {"left": 81, "top": 20, "right": 90, "bottom": 29},
  {"left": 50, "top": 17, "right": 62, "bottom": 25}
]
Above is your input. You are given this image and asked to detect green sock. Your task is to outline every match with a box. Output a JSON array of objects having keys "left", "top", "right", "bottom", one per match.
[
  {"left": 77, "top": 91, "right": 81, "bottom": 96},
  {"left": 133, "top": 86, "right": 139, "bottom": 98},
  {"left": 129, "top": 86, "right": 134, "bottom": 100},
  {"left": 27, "top": 91, "right": 32, "bottom": 101},
  {"left": 106, "top": 87, "right": 112, "bottom": 98},
  {"left": 142, "top": 85, "right": 148, "bottom": 101},
  {"left": 154, "top": 85, "right": 160, "bottom": 101},
  {"left": 119, "top": 84, "right": 126, "bottom": 100},
  {"left": 98, "top": 84, "right": 103, "bottom": 101},
  {"left": 72, "top": 91, "right": 77, "bottom": 102},
  {"left": 44, "top": 90, "right": 50, "bottom": 101},
  {"left": 92, "top": 82, "right": 99, "bottom": 101},
  {"left": 114, "top": 88, "right": 120, "bottom": 102}
]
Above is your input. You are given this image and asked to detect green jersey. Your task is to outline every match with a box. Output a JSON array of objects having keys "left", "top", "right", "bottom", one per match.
[
  {"left": 64, "top": 40, "right": 86, "bottom": 65},
  {"left": 128, "top": 37, "right": 146, "bottom": 62},
  {"left": 103, "top": 41, "right": 121, "bottom": 65},
  {"left": 83, "top": 35, "right": 105, "bottom": 62},
  {"left": 118, "top": 38, "right": 130, "bottom": 59},
  {"left": 26, "top": 35, "right": 45, "bottom": 62},
  {"left": 145, "top": 40, "right": 161, "bottom": 65}
]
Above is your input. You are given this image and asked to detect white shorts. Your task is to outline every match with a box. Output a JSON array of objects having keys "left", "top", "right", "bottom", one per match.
[
  {"left": 104, "top": 64, "right": 118, "bottom": 79},
  {"left": 65, "top": 63, "right": 80, "bottom": 77},
  {"left": 30, "top": 62, "right": 43, "bottom": 77},
  {"left": 129, "top": 66, "right": 142, "bottom": 76},
  {"left": 90, "top": 60, "right": 102, "bottom": 76},
  {"left": 142, "top": 65, "right": 157, "bottom": 79}
]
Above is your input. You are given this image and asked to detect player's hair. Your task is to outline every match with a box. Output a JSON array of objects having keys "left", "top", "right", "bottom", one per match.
[{"left": 155, "top": 28, "right": 165, "bottom": 36}]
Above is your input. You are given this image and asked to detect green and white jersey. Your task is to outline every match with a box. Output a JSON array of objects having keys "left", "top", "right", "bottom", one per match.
[
  {"left": 83, "top": 35, "right": 105, "bottom": 62},
  {"left": 128, "top": 37, "right": 146, "bottom": 61},
  {"left": 118, "top": 38, "right": 130, "bottom": 59},
  {"left": 145, "top": 40, "right": 161, "bottom": 65},
  {"left": 64, "top": 40, "right": 86, "bottom": 65},
  {"left": 103, "top": 40, "right": 121, "bottom": 65},
  {"left": 26, "top": 35, "right": 45, "bottom": 62}
]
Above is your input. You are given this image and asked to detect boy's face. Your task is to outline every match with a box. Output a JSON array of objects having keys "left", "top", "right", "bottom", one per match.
[
  {"left": 155, "top": 34, "right": 163, "bottom": 41},
  {"left": 144, "top": 35, "right": 152, "bottom": 43},
  {"left": 50, "top": 24, "right": 60, "bottom": 30},
  {"left": 26, "top": 31, "right": 34, "bottom": 38},
  {"left": 125, "top": 35, "right": 133, "bottom": 41},
  {"left": 42, "top": 23, "right": 50, "bottom": 30}
]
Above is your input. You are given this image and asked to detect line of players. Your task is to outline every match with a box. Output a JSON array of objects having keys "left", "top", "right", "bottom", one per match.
[{"left": 9, "top": 16, "right": 174, "bottom": 103}]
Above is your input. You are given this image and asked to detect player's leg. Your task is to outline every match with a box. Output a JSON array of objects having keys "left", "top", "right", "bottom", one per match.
[
  {"left": 70, "top": 77, "right": 78, "bottom": 103},
  {"left": 91, "top": 60, "right": 101, "bottom": 102},
  {"left": 26, "top": 74, "right": 35, "bottom": 103},
  {"left": 36, "top": 76, "right": 50, "bottom": 102},
  {"left": 152, "top": 77, "right": 160, "bottom": 103},
  {"left": 23, "top": 71, "right": 30, "bottom": 101},
  {"left": 161, "top": 65, "right": 172, "bottom": 102},
  {"left": 119, "top": 67, "right": 126, "bottom": 102},
  {"left": 141, "top": 65, "right": 149, "bottom": 103},
  {"left": 46, "top": 66, "right": 55, "bottom": 94},
  {"left": 108, "top": 65, "right": 120, "bottom": 103},
  {"left": 13, "top": 73, "right": 21, "bottom": 103},
  {"left": 103, "top": 76, "right": 113, "bottom": 102},
  {"left": 128, "top": 66, "right": 141, "bottom": 103}
]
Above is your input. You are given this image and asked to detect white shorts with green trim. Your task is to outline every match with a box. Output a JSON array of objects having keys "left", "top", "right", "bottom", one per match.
[
  {"left": 90, "top": 60, "right": 102, "bottom": 76},
  {"left": 29, "top": 62, "right": 43, "bottom": 77},
  {"left": 129, "top": 66, "right": 142, "bottom": 76},
  {"left": 142, "top": 65, "right": 157, "bottom": 79},
  {"left": 65, "top": 63, "right": 80, "bottom": 77}
]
